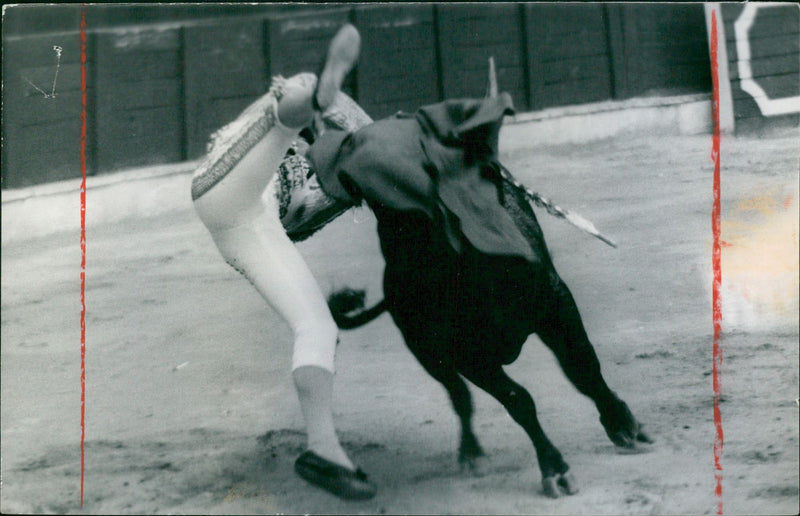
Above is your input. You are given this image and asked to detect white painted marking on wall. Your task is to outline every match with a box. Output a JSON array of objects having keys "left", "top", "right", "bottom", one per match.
[{"left": 734, "top": 3, "right": 800, "bottom": 116}]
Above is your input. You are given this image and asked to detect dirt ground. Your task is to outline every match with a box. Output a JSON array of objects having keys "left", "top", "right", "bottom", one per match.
[{"left": 1, "top": 126, "right": 798, "bottom": 515}]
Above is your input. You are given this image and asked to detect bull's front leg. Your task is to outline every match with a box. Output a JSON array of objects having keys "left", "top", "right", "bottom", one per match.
[
  {"left": 500, "top": 167, "right": 652, "bottom": 450},
  {"left": 536, "top": 275, "right": 653, "bottom": 451},
  {"left": 458, "top": 364, "right": 578, "bottom": 498}
]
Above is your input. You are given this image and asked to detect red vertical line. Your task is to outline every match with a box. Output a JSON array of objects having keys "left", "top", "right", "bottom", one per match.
[
  {"left": 79, "top": 6, "right": 87, "bottom": 509},
  {"left": 709, "top": 9, "right": 724, "bottom": 515}
]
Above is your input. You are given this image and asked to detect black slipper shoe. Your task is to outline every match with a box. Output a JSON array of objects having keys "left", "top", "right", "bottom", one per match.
[{"left": 294, "top": 451, "right": 377, "bottom": 500}]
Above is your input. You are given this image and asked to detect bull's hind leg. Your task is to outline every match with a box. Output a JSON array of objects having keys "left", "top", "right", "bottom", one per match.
[
  {"left": 394, "top": 319, "right": 487, "bottom": 475},
  {"left": 536, "top": 275, "right": 653, "bottom": 450},
  {"left": 445, "top": 375, "right": 486, "bottom": 475},
  {"left": 458, "top": 364, "right": 578, "bottom": 498},
  {"left": 438, "top": 370, "right": 487, "bottom": 475},
  {"left": 410, "top": 346, "right": 488, "bottom": 475}
]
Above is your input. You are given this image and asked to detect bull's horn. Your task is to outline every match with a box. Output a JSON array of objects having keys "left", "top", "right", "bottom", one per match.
[{"left": 486, "top": 56, "right": 498, "bottom": 98}]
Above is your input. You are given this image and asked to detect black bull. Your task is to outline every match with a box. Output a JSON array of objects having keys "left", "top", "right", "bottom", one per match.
[{"left": 328, "top": 171, "right": 652, "bottom": 498}]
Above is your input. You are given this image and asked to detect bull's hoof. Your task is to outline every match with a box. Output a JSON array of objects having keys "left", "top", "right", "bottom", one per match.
[
  {"left": 613, "top": 426, "right": 654, "bottom": 454},
  {"left": 459, "top": 453, "right": 489, "bottom": 477},
  {"left": 458, "top": 434, "right": 486, "bottom": 476},
  {"left": 542, "top": 472, "right": 579, "bottom": 498},
  {"left": 600, "top": 397, "right": 654, "bottom": 451},
  {"left": 606, "top": 417, "right": 654, "bottom": 453}
]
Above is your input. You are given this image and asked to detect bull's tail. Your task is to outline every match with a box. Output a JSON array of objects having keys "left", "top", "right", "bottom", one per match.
[{"left": 328, "top": 288, "right": 387, "bottom": 329}]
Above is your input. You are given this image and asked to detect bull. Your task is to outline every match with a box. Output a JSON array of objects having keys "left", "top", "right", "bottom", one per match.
[
  {"left": 327, "top": 174, "right": 652, "bottom": 497},
  {"left": 295, "top": 92, "right": 653, "bottom": 498}
]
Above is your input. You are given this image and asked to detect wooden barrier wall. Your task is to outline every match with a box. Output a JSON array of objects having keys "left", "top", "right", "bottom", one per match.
[
  {"left": 3, "top": 32, "right": 87, "bottom": 186},
  {"left": 354, "top": 5, "right": 440, "bottom": 118},
  {"left": 2, "top": 3, "right": 713, "bottom": 189},
  {"left": 526, "top": 3, "right": 612, "bottom": 109}
]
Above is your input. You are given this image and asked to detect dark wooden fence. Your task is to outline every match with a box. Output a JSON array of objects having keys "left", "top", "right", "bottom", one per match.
[{"left": 2, "top": 3, "right": 712, "bottom": 189}]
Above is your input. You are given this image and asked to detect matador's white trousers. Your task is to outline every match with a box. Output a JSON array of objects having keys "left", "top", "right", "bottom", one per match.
[{"left": 191, "top": 74, "right": 339, "bottom": 373}]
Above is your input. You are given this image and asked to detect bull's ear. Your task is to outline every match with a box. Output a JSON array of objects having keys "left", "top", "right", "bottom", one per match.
[{"left": 453, "top": 94, "right": 514, "bottom": 137}]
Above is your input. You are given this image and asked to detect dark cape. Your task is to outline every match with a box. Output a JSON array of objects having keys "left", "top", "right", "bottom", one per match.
[{"left": 306, "top": 93, "right": 536, "bottom": 262}]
